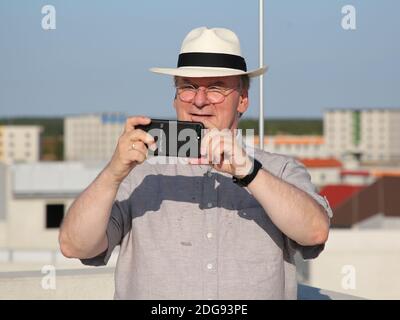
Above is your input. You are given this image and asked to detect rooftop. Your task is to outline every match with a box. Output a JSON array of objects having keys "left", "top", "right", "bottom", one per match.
[
  {"left": 319, "top": 185, "right": 365, "bottom": 209},
  {"left": 298, "top": 158, "right": 343, "bottom": 168},
  {"left": 321, "top": 176, "right": 400, "bottom": 228},
  {"left": 11, "top": 161, "right": 106, "bottom": 197},
  {"left": 251, "top": 135, "right": 324, "bottom": 146},
  {"left": 0, "top": 267, "right": 362, "bottom": 300}
]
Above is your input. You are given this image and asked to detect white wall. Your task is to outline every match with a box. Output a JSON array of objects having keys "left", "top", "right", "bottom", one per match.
[
  {"left": 0, "top": 223, "right": 6, "bottom": 247},
  {"left": 7, "top": 198, "right": 74, "bottom": 249},
  {"left": 307, "top": 168, "right": 341, "bottom": 187},
  {"left": 306, "top": 229, "right": 400, "bottom": 300},
  {"left": 0, "top": 268, "right": 115, "bottom": 299}
]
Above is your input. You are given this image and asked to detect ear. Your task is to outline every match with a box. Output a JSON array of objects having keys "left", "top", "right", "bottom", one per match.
[
  {"left": 173, "top": 94, "right": 178, "bottom": 110},
  {"left": 237, "top": 89, "right": 249, "bottom": 115}
]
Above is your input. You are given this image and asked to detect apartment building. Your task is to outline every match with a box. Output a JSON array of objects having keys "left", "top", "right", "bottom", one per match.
[
  {"left": 0, "top": 126, "right": 42, "bottom": 164},
  {"left": 324, "top": 108, "right": 400, "bottom": 162},
  {"left": 64, "top": 113, "right": 126, "bottom": 161}
]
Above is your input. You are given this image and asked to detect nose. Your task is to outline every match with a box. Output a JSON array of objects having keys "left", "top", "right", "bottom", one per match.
[{"left": 193, "top": 87, "right": 209, "bottom": 108}]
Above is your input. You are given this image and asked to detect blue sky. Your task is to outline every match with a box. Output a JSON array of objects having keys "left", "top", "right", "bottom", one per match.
[{"left": 0, "top": 0, "right": 399, "bottom": 118}]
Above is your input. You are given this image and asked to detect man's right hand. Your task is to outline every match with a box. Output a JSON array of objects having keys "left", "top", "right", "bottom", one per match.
[{"left": 105, "top": 116, "right": 156, "bottom": 184}]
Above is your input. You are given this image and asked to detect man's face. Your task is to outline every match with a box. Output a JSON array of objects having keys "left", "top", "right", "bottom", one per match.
[{"left": 173, "top": 76, "right": 249, "bottom": 130}]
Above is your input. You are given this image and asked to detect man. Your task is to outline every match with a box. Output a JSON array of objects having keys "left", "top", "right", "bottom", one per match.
[{"left": 59, "top": 27, "right": 332, "bottom": 300}]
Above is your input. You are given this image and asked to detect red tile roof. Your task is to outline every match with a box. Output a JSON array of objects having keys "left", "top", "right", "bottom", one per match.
[
  {"left": 371, "top": 170, "right": 400, "bottom": 177},
  {"left": 340, "top": 170, "right": 370, "bottom": 177},
  {"left": 298, "top": 158, "right": 343, "bottom": 168},
  {"left": 252, "top": 135, "right": 324, "bottom": 146},
  {"left": 327, "top": 177, "right": 400, "bottom": 227},
  {"left": 274, "top": 136, "right": 324, "bottom": 145},
  {"left": 319, "top": 185, "right": 365, "bottom": 209}
]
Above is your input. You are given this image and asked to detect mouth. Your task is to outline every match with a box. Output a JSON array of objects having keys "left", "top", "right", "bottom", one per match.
[
  {"left": 189, "top": 114, "right": 215, "bottom": 128},
  {"left": 189, "top": 113, "right": 214, "bottom": 118}
]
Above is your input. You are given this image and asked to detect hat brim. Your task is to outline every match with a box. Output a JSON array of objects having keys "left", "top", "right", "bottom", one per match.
[{"left": 149, "top": 66, "right": 268, "bottom": 78}]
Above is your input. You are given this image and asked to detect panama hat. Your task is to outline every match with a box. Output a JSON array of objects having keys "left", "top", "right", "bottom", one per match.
[{"left": 150, "top": 27, "right": 268, "bottom": 78}]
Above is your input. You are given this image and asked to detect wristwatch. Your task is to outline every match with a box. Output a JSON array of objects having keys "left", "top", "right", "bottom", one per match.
[{"left": 232, "top": 158, "right": 263, "bottom": 187}]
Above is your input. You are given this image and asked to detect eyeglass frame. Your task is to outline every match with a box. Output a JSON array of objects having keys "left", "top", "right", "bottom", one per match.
[{"left": 174, "top": 80, "right": 243, "bottom": 104}]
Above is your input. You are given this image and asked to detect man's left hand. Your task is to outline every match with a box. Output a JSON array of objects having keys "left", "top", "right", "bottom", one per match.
[{"left": 189, "top": 119, "right": 253, "bottom": 178}]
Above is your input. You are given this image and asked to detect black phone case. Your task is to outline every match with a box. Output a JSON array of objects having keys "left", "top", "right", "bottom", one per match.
[{"left": 136, "top": 119, "right": 204, "bottom": 158}]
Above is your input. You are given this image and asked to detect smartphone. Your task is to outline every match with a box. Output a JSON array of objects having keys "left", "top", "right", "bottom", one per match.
[{"left": 136, "top": 119, "right": 205, "bottom": 158}]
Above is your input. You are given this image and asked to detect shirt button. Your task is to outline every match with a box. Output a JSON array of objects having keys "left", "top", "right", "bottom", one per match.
[
  {"left": 207, "top": 232, "right": 213, "bottom": 239},
  {"left": 207, "top": 263, "right": 213, "bottom": 270},
  {"left": 207, "top": 202, "right": 212, "bottom": 208}
]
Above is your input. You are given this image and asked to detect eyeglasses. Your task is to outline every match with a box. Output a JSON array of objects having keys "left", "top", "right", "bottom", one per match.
[{"left": 176, "top": 84, "right": 240, "bottom": 104}]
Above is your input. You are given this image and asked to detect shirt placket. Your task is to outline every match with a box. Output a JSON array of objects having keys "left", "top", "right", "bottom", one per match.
[{"left": 201, "top": 166, "right": 219, "bottom": 300}]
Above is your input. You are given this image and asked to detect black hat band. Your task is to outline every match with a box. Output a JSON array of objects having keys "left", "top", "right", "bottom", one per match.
[{"left": 177, "top": 52, "right": 247, "bottom": 72}]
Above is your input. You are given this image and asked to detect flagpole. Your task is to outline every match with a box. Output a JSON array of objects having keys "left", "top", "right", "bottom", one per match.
[{"left": 259, "top": 0, "right": 264, "bottom": 150}]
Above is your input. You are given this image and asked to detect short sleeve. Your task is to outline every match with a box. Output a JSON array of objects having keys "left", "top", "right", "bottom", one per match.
[
  {"left": 80, "top": 176, "right": 133, "bottom": 266},
  {"left": 280, "top": 157, "right": 333, "bottom": 260}
]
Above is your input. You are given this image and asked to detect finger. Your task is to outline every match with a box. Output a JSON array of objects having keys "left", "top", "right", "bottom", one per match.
[
  {"left": 201, "top": 128, "right": 221, "bottom": 157},
  {"left": 128, "top": 129, "right": 155, "bottom": 145},
  {"left": 211, "top": 138, "right": 225, "bottom": 165},
  {"left": 129, "top": 148, "right": 147, "bottom": 163},
  {"left": 203, "top": 130, "right": 234, "bottom": 164},
  {"left": 127, "top": 140, "right": 146, "bottom": 153},
  {"left": 191, "top": 115, "right": 217, "bottom": 129},
  {"left": 188, "top": 157, "right": 210, "bottom": 165},
  {"left": 128, "top": 140, "right": 149, "bottom": 159},
  {"left": 124, "top": 116, "right": 151, "bottom": 133}
]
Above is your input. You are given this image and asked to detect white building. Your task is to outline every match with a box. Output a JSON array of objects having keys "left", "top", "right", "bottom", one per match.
[
  {"left": 297, "top": 158, "right": 343, "bottom": 188},
  {"left": 324, "top": 108, "right": 400, "bottom": 163},
  {"left": 245, "top": 135, "right": 327, "bottom": 159},
  {"left": 0, "top": 125, "right": 42, "bottom": 164},
  {"left": 0, "top": 161, "right": 105, "bottom": 251},
  {"left": 64, "top": 113, "right": 126, "bottom": 161}
]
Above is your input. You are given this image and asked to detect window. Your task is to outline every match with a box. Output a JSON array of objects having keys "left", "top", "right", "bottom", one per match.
[{"left": 46, "top": 204, "right": 64, "bottom": 229}]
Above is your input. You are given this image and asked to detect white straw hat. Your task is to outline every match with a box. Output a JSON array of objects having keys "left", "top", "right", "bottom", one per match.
[{"left": 150, "top": 27, "right": 268, "bottom": 78}]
